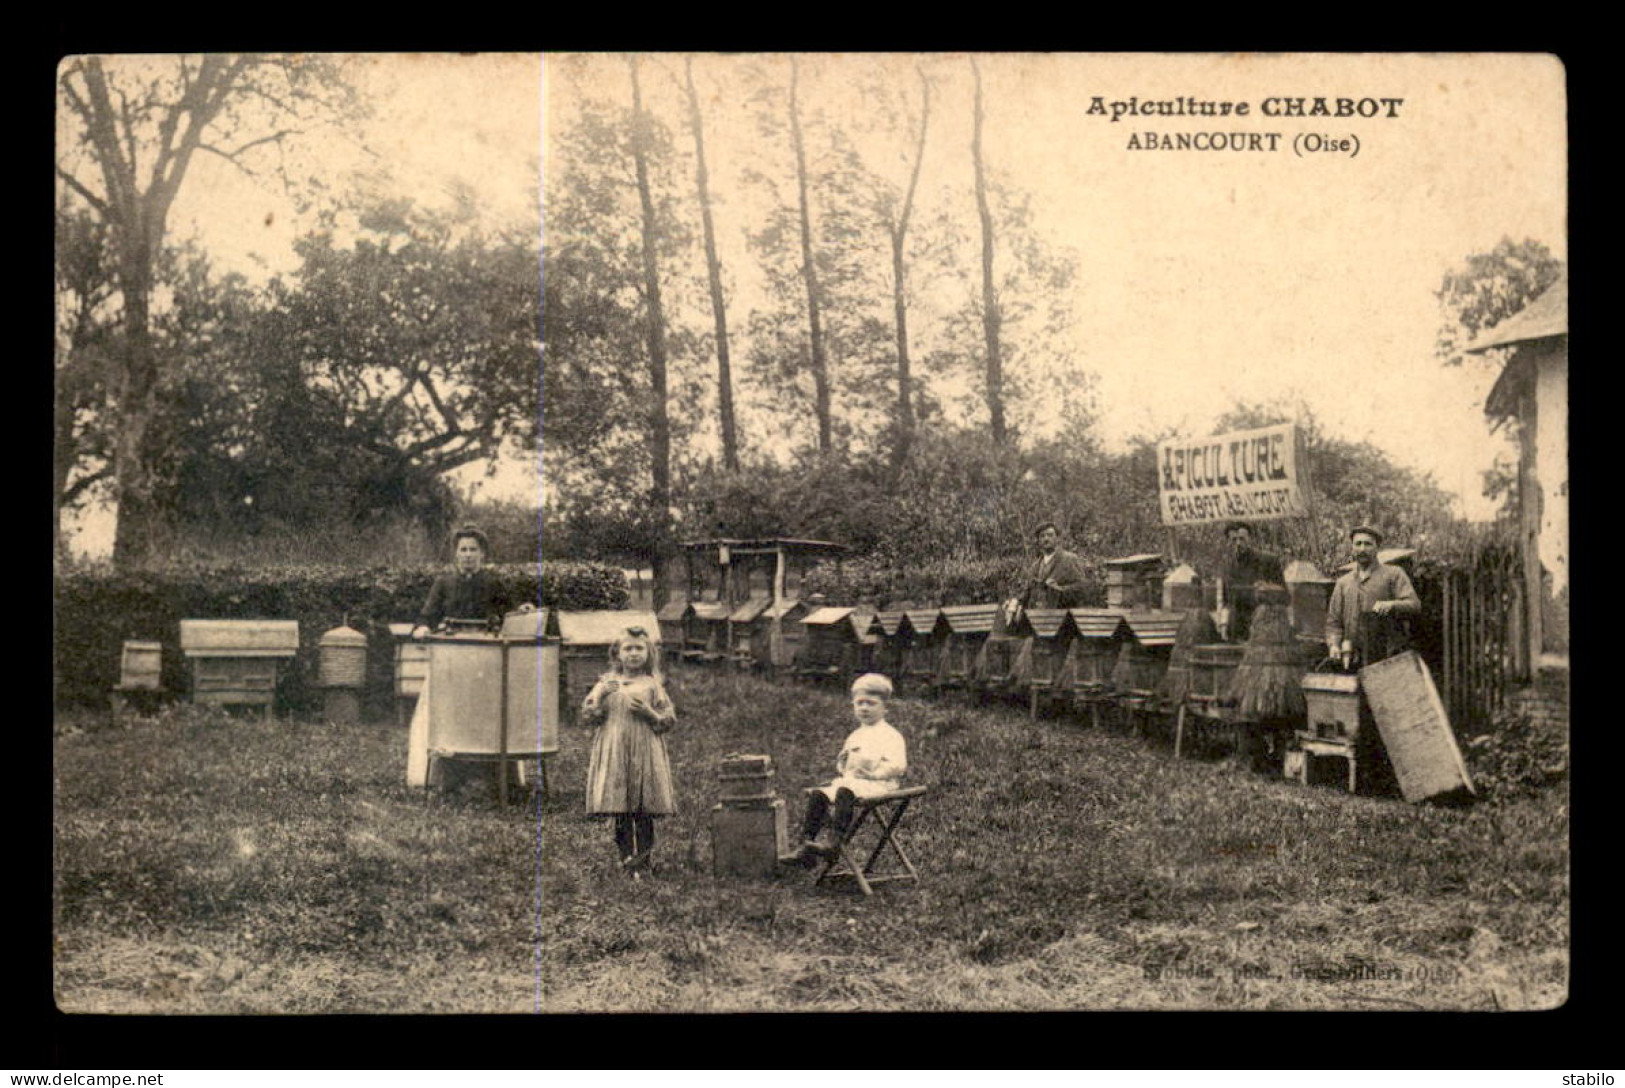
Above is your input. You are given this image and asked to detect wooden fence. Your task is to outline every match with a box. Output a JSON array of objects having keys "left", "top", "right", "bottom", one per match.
[{"left": 1435, "top": 543, "right": 1522, "bottom": 733}]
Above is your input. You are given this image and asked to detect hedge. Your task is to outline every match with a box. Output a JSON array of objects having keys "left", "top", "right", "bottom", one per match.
[
  {"left": 53, "top": 560, "right": 628, "bottom": 714},
  {"left": 802, "top": 553, "right": 1108, "bottom": 609}
]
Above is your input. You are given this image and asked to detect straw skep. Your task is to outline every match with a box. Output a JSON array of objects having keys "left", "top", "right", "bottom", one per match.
[
  {"left": 1231, "top": 603, "right": 1307, "bottom": 720},
  {"left": 1158, "top": 607, "right": 1220, "bottom": 707}
]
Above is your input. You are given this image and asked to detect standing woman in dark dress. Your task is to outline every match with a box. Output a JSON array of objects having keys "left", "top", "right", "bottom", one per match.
[
  {"left": 412, "top": 525, "right": 510, "bottom": 639},
  {"left": 411, "top": 524, "right": 521, "bottom": 797}
]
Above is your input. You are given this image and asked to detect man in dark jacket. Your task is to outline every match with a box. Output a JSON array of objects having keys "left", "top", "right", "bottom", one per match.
[
  {"left": 1221, "top": 521, "right": 1285, "bottom": 641},
  {"left": 1022, "top": 522, "right": 1089, "bottom": 609}
]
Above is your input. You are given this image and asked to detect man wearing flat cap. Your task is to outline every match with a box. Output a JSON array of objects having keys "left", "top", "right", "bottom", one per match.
[
  {"left": 1325, "top": 525, "right": 1419, "bottom": 669},
  {"left": 1022, "top": 522, "right": 1088, "bottom": 609}
]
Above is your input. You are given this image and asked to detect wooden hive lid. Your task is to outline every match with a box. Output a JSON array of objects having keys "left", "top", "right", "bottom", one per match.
[
  {"left": 870, "top": 611, "right": 908, "bottom": 637},
  {"left": 1025, "top": 608, "right": 1074, "bottom": 639},
  {"left": 1103, "top": 553, "right": 1164, "bottom": 570},
  {"left": 656, "top": 598, "right": 692, "bottom": 621},
  {"left": 940, "top": 603, "right": 999, "bottom": 634},
  {"left": 902, "top": 608, "right": 943, "bottom": 633},
  {"left": 728, "top": 596, "right": 773, "bottom": 623},
  {"left": 764, "top": 598, "right": 806, "bottom": 620},
  {"left": 690, "top": 601, "right": 733, "bottom": 622},
  {"left": 1069, "top": 608, "right": 1128, "bottom": 639},
  {"left": 1123, "top": 611, "right": 1184, "bottom": 646},
  {"left": 803, "top": 606, "right": 856, "bottom": 626},
  {"left": 180, "top": 619, "right": 299, "bottom": 657},
  {"left": 555, "top": 610, "right": 659, "bottom": 644},
  {"left": 318, "top": 624, "right": 366, "bottom": 647}
]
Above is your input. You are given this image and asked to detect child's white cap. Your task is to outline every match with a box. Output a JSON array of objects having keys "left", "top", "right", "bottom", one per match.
[{"left": 850, "top": 673, "right": 893, "bottom": 699}]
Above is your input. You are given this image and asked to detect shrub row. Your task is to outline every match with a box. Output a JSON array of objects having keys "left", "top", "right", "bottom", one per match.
[
  {"left": 801, "top": 553, "right": 1108, "bottom": 609},
  {"left": 53, "top": 561, "right": 628, "bottom": 713}
]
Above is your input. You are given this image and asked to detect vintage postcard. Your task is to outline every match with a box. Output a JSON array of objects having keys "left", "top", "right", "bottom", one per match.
[{"left": 54, "top": 52, "right": 1566, "bottom": 1017}]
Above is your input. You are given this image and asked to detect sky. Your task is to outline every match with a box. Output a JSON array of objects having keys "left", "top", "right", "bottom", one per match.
[{"left": 59, "top": 52, "right": 1566, "bottom": 556}]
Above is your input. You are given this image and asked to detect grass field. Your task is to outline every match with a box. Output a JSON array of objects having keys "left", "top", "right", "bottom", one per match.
[{"left": 53, "top": 669, "right": 1567, "bottom": 1013}]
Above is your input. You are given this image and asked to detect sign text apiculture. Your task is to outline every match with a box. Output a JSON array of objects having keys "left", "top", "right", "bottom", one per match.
[{"left": 1157, "top": 423, "right": 1308, "bottom": 526}]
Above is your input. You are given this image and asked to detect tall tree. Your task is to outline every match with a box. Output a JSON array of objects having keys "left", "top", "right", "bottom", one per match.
[
  {"left": 789, "top": 56, "right": 834, "bottom": 454},
  {"left": 53, "top": 206, "right": 118, "bottom": 557},
  {"left": 684, "top": 57, "right": 740, "bottom": 471},
  {"left": 1435, "top": 237, "right": 1564, "bottom": 367},
  {"left": 234, "top": 200, "right": 541, "bottom": 532},
  {"left": 628, "top": 55, "right": 675, "bottom": 561},
  {"left": 970, "top": 57, "right": 1006, "bottom": 445},
  {"left": 55, "top": 54, "right": 360, "bottom": 566},
  {"left": 877, "top": 63, "right": 932, "bottom": 469}
]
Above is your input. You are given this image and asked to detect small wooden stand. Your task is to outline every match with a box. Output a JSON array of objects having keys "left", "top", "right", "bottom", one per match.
[{"left": 809, "top": 786, "right": 927, "bottom": 896}]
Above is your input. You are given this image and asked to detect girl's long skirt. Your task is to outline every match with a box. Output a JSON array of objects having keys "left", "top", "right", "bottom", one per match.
[{"left": 585, "top": 713, "right": 677, "bottom": 816}]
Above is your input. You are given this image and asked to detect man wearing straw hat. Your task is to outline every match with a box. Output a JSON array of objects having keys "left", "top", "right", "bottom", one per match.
[{"left": 1325, "top": 525, "right": 1420, "bottom": 670}]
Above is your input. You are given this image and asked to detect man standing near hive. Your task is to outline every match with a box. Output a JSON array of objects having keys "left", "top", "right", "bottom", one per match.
[
  {"left": 1022, "top": 522, "right": 1089, "bottom": 609},
  {"left": 1325, "top": 525, "right": 1420, "bottom": 670},
  {"left": 1220, "top": 521, "right": 1285, "bottom": 641}
]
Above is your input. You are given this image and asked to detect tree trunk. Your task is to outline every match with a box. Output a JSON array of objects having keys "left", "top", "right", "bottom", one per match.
[
  {"left": 685, "top": 57, "right": 739, "bottom": 472},
  {"left": 789, "top": 57, "right": 832, "bottom": 455},
  {"left": 971, "top": 57, "right": 1006, "bottom": 445},
  {"left": 628, "top": 57, "right": 673, "bottom": 564},
  {"left": 888, "top": 66, "right": 931, "bottom": 471},
  {"left": 111, "top": 243, "right": 164, "bottom": 567}
]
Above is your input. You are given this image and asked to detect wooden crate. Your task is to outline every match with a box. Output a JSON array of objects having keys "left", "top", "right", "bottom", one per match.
[{"left": 1359, "top": 651, "right": 1475, "bottom": 803}]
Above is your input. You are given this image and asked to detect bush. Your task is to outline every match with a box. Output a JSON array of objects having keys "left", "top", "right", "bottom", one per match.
[
  {"left": 1464, "top": 709, "right": 1568, "bottom": 800},
  {"left": 802, "top": 553, "right": 1107, "bottom": 609},
  {"left": 53, "top": 560, "right": 628, "bottom": 713}
]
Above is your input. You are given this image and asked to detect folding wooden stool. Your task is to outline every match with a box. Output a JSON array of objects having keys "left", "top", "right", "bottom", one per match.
[{"left": 810, "top": 786, "right": 928, "bottom": 895}]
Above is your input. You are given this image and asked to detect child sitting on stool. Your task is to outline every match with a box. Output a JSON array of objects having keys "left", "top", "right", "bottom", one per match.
[{"left": 792, "top": 673, "right": 907, "bottom": 865}]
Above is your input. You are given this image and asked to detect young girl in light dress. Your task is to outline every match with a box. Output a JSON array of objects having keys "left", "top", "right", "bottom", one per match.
[{"left": 581, "top": 627, "right": 677, "bottom": 878}]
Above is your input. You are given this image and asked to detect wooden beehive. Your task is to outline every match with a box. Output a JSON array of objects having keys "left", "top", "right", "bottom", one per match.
[
  {"left": 727, "top": 595, "right": 773, "bottom": 667},
  {"left": 868, "top": 610, "right": 910, "bottom": 679},
  {"left": 656, "top": 598, "right": 691, "bottom": 656},
  {"left": 939, "top": 603, "right": 1000, "bottom": 691},
  {"left": 1301, "top": 670, "right": 1362, "bottom": 741},
  {"left": 179, "top": 619, "right": 299, "bottom": 716},
  {"left": 1103, "top": 554, "right": 1164, "bottom": 610},
  {"left": 1359, "top": 651, "right": 1475, "bottom": 803},
  {"left": 1024, "top": 608, "right": 1076, "bottom": 713},
  {"left": 1190, "top": 642, "right": 1246, "bottom": 709},
  {"left": 718, "top": 752, "right": 778, "bottom": 803},
  {"left": 118, "top": 640, "right": 163, "bottom": 691},
  {"left": 1115, "top": 612, "right": 1182, "bottom": 701},
  {"left": 757, "top": 598, "right": 811, "bottom": 671},
  {"left": 685, "top": 601, "right": 731, "bottom": 663},
  {"left": 899, "top": 608, "right": 947, "bottom": 687},
  {"left": 1284, "top": 561, "right": 1335, "bottom": 643},
  {"left": 1067, "top": 608, "right": 1128, "bottom": 695},
  {"left": 796, "top": 607, "right": 872, "bottom": 679},
  {"left": 555, "top": 610, "right": 661, "bottom": 711},
  {"left": 1162, "top": 563, "right": 1203, "bottom": 612}
]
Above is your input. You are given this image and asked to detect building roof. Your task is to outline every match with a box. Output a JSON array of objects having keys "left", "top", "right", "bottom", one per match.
[
  {"left": 1103, "top": 553, "right": 1164, "bottom": 570},
  {"left": 1465, "top": 272, "right": 1568, "bottom": 354},
  {"left": 656, "top": 599, "right": 691, "bottom": 622}
]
